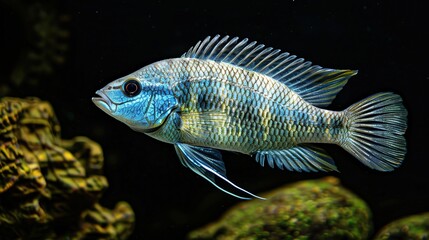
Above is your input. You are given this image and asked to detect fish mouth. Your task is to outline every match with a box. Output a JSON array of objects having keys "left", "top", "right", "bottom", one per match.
[{"left": 92, "top": 90, "right": 117, "bottom": 113}]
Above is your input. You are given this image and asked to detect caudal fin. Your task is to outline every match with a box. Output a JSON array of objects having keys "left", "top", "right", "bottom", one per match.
[{"left": 341, "top": 92, "right": 407, "bottom": 171}]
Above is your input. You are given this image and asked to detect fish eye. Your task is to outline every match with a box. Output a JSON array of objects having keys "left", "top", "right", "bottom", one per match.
[{"left": 123, "top": 79, "right": 141, "bottom": 97}]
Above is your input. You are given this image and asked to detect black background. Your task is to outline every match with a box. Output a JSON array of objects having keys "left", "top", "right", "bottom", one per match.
[{"left": 1, "top": 1, "right": 427, "bottom": 239}]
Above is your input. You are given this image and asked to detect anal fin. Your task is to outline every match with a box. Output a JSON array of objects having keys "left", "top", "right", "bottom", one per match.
[{"left": 255, "top": 144, "right": 338, "bottom": 172}]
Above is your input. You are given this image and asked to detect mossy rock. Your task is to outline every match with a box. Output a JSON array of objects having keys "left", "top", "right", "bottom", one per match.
[
  {"left": 373, "top": 212, "right": 429, "bottom": 240},
  {"left": 188, "top": 177, "right": 371, "bottom": 240}
]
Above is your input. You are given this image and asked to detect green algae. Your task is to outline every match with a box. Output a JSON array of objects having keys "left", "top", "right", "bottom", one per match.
[
  {"left": 188, "top": 177, "right": 372, "bottom": 240},
  {"left": 374, "top": 212, "right": 429, "bottom": 240}
]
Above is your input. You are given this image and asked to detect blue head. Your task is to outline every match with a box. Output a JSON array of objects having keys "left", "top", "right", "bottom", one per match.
[{"left": 92, "top": 69, "right": 178, "bottom": 132}]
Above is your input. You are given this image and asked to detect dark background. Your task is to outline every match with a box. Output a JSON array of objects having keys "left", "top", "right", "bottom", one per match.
[{"left": 1, "top": 1, "right": 427, "bottom": 239}]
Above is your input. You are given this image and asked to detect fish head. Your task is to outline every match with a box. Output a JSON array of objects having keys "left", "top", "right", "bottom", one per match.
[{"left": 92, "top": 73, "right": 178, "bottom": 132}]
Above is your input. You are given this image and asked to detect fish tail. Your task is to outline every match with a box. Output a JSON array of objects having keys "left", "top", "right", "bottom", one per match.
[{"left": 340, "top": 92, "right": 407, "bottom": 171}]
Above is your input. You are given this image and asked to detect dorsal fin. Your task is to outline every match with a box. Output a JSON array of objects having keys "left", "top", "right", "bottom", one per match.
[{"left": 181, "top": 35, "right": 357, "bottom": 107}]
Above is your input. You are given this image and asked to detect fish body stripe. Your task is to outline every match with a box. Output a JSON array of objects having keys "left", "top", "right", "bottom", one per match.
[{"left": 145, "top": 58, "right": 343, "bottom": 153}]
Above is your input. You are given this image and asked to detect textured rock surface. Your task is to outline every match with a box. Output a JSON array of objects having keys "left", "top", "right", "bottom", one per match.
[
  {"left": 373, "top": 212, "right": 429, "bottom": 240},
  {"left": 188, "top": 177, "right": 371, "bottom": 240},
  {"left": 0, "top": 97, "right": 134, "bottom": 239}
]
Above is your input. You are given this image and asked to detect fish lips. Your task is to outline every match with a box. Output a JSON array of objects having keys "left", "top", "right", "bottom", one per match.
[{"left": 92, "top": 90, "right": 118, "bottom": 113}]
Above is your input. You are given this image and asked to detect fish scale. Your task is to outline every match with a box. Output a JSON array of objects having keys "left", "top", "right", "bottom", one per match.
[
  {"left": 163, "top": 58, "right": 336, "bottom": 153},
  {"left": 93, "top": 35, "right": 407, "bottom": 199}
]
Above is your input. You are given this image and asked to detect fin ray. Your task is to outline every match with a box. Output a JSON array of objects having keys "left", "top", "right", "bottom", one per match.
[
  {"left": 341, "top": 92, "right": 407, "bottom": 171},
  {"left": 182, "top": 35, "right": 357, "bottom": 107},
  {"left": 179, "top": 111, "right": 229, "bottom": 140},
  {"left": 255, "top": 144, "right": 338, "bottom": 172},
  {"left": 175, "top": 143, "right": 265, "bottom": 200}
]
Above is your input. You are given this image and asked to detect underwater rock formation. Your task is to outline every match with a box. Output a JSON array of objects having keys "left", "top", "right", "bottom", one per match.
[
  {"left": 188, "top": 177, "right": 371, "bottom": 240},
  {"left": 0, "top": 97, "right": 134, "bottom": 239},
  {"left": 373, "top": 212, "right": 429, "bottom": 240}
]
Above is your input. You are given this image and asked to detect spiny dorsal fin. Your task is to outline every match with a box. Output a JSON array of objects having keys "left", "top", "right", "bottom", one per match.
[{"left": 181, "top": 35, "right": 357, "bottom": 108}]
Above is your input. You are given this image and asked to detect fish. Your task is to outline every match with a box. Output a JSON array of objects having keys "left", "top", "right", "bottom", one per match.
[{"left": 92, "top": 35, "right": 407, "bottom": 200}]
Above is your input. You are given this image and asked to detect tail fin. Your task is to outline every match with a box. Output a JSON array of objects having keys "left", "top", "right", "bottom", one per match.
[{"left": 341, "top": 92, "right": 407, "bottom": 171}]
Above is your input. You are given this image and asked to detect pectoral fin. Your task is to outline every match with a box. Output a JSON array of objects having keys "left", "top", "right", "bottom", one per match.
[
  {"left": 179, "top": 111, "right": 229, "bottom": 141},
  {"left": 174, "top": 143, "right": 265, "bottom": 200}
]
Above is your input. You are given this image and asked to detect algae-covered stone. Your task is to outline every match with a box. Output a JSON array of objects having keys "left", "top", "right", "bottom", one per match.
[
  {"left": 373, "top": 212, "right": 429, "bottom": 240},
  {"left": 188, "top": 177, "right": 371, "bottom": 240},
  {"left": 0, "top": 97, "right": 134, "bottom": 239}
]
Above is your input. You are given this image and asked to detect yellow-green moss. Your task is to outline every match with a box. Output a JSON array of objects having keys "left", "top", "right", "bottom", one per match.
[
  {"left": 0, "top": 97, "right": 134, "bottom": 239},
  {"left": 374, "top": 212, "right": 429, "bottom": 240},
  {"left": 188, "top": 177, "right": 372, "bottom": 240}
]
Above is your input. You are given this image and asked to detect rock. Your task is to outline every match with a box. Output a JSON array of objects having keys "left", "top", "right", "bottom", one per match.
[
  {"left": 0, "top": 97, "right": 134, "bottom": 239},
  {"left": 188, "top": 177, "right": 371, "bottom": 240},
  {"left": 373, "top": 212, "right": 429, "bottom": 240}
]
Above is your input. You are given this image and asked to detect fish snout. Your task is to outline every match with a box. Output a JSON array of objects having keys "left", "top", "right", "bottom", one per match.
[{"left": 92, "top": 90, "right": 117, "bottom": 113}]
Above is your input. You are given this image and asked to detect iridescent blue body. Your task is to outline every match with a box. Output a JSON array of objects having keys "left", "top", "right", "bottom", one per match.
[
  {"left": 139, "top": 58, "right": 343, "bottom": 152},
  {"left": 93, "top": 35, "right": 407, "bottom": 199}
]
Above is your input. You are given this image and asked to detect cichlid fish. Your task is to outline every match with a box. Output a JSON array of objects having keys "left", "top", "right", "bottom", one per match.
[{"left": 92, "top": 35, "right": 407, "bottom": 199}]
